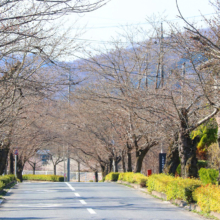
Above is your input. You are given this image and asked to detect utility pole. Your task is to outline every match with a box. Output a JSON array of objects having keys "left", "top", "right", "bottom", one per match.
[
  {"left": 155, "top": 22, "right": 164, "bottom": 89},
  {"left": 78, "top": 161, "right": 80, "bottom": 182},
  {"left": 181, "top": 62, "right": 186, "bottom": 107},
  {"left": 14, "top": 149, "right": 18, "bottom": 179},
  {"left": 67, "top": 71, "right": 71, "bottom": 182},
  {"left": 63, "top": 144, "right": 66, "bottom": 182},
  {"left": 159, "top": 22, "right": 164, "bottom": 88}
]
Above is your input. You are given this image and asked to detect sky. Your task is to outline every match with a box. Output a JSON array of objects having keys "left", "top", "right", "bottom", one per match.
[
  {"left": 59, "top": 0, "right": 216, "bottom": 60},
  {"left": 71, "top": 0, "right": 215, "bottom": 43}
]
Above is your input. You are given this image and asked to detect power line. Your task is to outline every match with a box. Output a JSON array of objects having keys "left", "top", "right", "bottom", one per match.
[
  {"left": 77, "top": 12, "right": 217, "bottom": 30},
  {"left": 67, "top": 12, "right": 217, "bottom": 45}
]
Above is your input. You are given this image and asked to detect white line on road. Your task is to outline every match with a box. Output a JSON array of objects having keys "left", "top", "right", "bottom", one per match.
[
  {"left": 65, "top": 182, "right": 75, "bottom": 191},
  {"left": 79, "top": 200, "right": 87, "bottom": 204},
  {"left": 87, "top": 208, "right": 96, "bottom": 214},
  {"left": 74, "top": 193, "right": 80, "bottom": 197}
]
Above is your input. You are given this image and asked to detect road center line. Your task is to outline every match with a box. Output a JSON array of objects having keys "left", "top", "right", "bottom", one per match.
[
  {"left": 87, "top": 208, "right": 96, "bottom": 214},
  {"left": 75, "top": 193, "right": 80, "bottom": 197},
  {"left": 79, "top": 200, "right": 87, "bottom": 204},
  {"left": 65, "top": 182, "right": 75, "bottom": 191}
]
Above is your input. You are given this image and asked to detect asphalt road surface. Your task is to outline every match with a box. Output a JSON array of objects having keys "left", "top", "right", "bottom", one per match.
[{"left": 0, "top": 182, "right": 207, "bottom": 220}]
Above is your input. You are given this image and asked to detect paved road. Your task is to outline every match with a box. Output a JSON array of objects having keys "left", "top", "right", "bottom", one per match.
[{"left": 0, "top": 182, "right": 207, "bottom": 220}]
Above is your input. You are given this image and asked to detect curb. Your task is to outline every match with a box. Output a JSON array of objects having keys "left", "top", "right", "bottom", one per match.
[
  {"left": 211, "top": 212, "right": 220, "bottom": 220},
  {"left": 115, "top": 181, "right": 220, "bottom": 220}
]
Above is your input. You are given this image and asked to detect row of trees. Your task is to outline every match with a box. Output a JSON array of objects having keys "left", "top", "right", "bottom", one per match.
[
  {"left": 1, "top": 0, "right": 220, "bottom": 182},
  {"left": 0, "top": 0, "right": 108, "bottom": 180},
  {"left": 60, "top": 1, "right": 220, "bottom": 179}
]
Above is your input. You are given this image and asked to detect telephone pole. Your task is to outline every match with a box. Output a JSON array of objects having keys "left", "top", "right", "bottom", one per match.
[
  {"left": 67, "top": 71, "right": 71, "bottom": 182},
  {"left": 160, "top": 22, "right": 164, "bottom": 88}
]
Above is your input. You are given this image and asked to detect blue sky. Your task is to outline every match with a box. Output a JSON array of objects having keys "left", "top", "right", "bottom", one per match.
[
  {"left": 71, "top": 0, "right": 215, "bottom": 43},
  {"left": 58, "top": 0, "right": 216, "bottom": 61}
]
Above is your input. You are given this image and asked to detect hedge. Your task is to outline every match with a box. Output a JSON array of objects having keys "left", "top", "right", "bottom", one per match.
[
  {"left": 198, "top": 168, "right": 219, "bottom": 185},
  {"left": 148, "top": 174, "right": 202, "bottom": 202},
  {"left": 105, "top": 172, "right": 119, "bottom": 181},
  {"left": 0, "top": 174, "right": 16, "bottom": 190},
  {"left": 193, "top": 184, "right": 220, "bottom": 213},
  {"left": 148, "top": 174, "right": 174, "bottom": 194},
  {"left": 22, "top": 174, "right": 64, "bottom": 182},
  {"left": 118, "top": 172, "right": 148, "bottom": 187},
  {"left": 166, "top": 177, "right": 202, "bottom": 202}
]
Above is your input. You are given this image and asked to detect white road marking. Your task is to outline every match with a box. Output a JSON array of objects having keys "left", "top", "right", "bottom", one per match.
[
  {"left": 75, "top": 193, "right": 80, "bottom": 197},
  {"left": 79, "top": 200, "right": 87, "bottom": 204},
  {"left": 87, "top": 208, "right": 96, "bottom": 214},
  {"left": 65, "top": 182, "right": 75, "bottom": 191}
]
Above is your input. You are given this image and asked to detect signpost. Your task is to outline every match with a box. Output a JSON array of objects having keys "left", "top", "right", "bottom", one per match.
[
  {"left": 14, "top": 149, "right": 18, "bottom": 178},
  {"left": 159, "top": 153, "right": 166, "bottom": 173}
]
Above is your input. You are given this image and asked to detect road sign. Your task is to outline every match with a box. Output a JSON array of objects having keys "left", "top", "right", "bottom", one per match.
[
  {"left": 159, "top": 153, "right": 166, "bottom": 173},
  {"left": 14, "top": 149, "right": 18, "bottom": 155}
]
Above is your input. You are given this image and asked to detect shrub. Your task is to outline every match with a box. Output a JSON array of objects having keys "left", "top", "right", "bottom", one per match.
[
  {"left": 148, "top": 174, "right": 202, "bottom": 202},
  {"left": 148, "top": 174, "right": 174, "bottom": 193},
  {"left": 105, "top": 172, "right": 119, "bottom": 181},
  {"left": 176, "top": 160, "right": 207, "bottom": 176},
  {"left": 118, "top": 172, "right": 148, "bottom": 187},
  {"left": 176, "top": 164, "right": 181, "bottom": 176},
  {"left": 0, "top": 181, "right": 5, "bottom": 190},
  {"left": 118, "top": 173, "right": 125, "bottom": 181},
  {"left": 0, "top": 175, "right": 16, "bottom": 190},
  {"left": 193, "top": 184, "right": 220, "bottom": 213},
  {"left": 198, "top": 168, "right": 219, "bottom": 184},
  {"left": 197, "top": 160, "right": 208, "bottom": 169},
  {"left": 0, "top": 175, "right": 16, "bottom": 185},
  {"left": 132, "top": 173, "right": 148, "bottom": 187},
  {"left": 22, "top": 174, "right": 64, "bottom": 182},
  {"left": 166, "top": 177, "right": 202, "bottom": 202}
]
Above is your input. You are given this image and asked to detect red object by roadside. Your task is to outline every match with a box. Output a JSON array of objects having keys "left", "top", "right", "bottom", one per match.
[{"left": 147, "top": 169, "right": 152, "bottom": 176}]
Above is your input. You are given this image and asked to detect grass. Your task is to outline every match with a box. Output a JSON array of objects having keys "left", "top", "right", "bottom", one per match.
[
  {"left": 191, "top": 210, "right": 219, "bottom": 220},
  {"left": 119, "top": 183, "right": 133, "bottom": 188}
]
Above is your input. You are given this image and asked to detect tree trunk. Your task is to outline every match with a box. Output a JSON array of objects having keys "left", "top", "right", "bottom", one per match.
[
  {"left": 17, "top": 159, "right": 23, "bottom": 182},
  {"left": 53, "top": 164, "right": 56, "bottom": 175},
  {"left": 109, "top": 157, "right": 113, "bottom": 172},
  {"left": 121, "top": 153, "right": 126, "bottom": 172},
  {"left": 163, "top": 133, "right": 180, "bottom": 175},
  {"left": 94, "top": 171, "right": 98, "bottom": 182},
  {"left": 217, "top": 137, "right": 220, "bottom": 183},
  {"left": 33, "top": 164, "right": 36, "bottom": 175},
  {"left": 0, "top": 147, "right": 10, "bottom": 175},
  {"left": 100, "top": 163, "right": 108, "bottom": 179},
  {"left": 4, "top": 157, "right": 8, "bottom": 174},
  {"left": 178, "top": 108, "right": 198, "bottom": 178},
  {"left": 113, "top": 156, "right": 121, "bottom": 172},
  {"left": 127, "top": 150, "right": 132, "bottom": 172},
  {"left": 134, "top": 151, "right": 145, "bottom": 173},
  {"left": 9, "top": 153, "right": 14, "bottom": 174}
]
